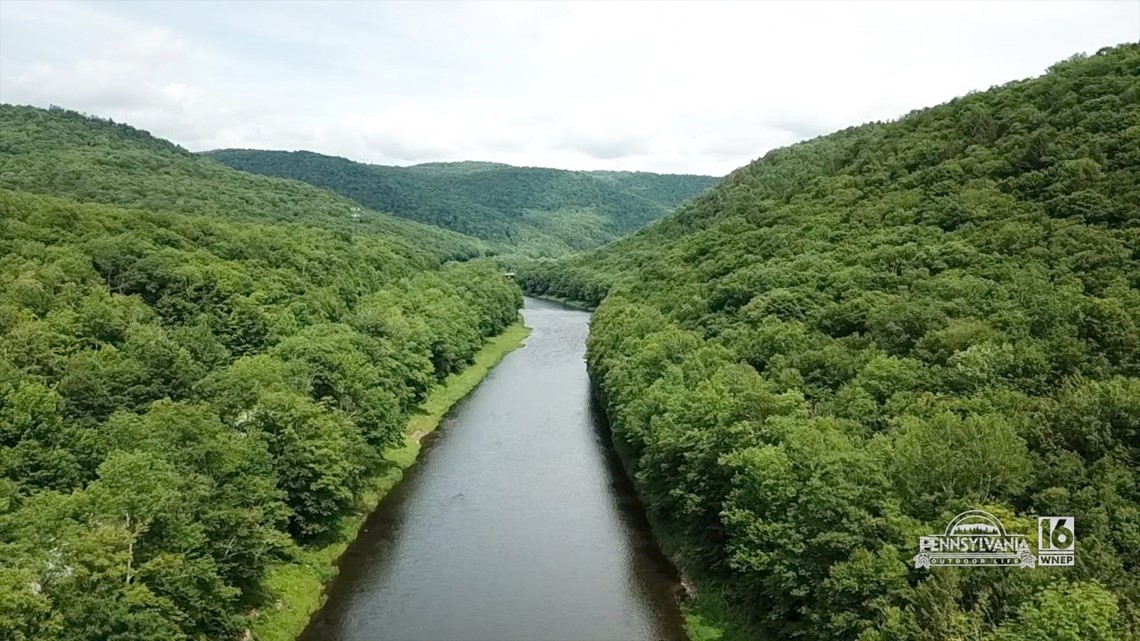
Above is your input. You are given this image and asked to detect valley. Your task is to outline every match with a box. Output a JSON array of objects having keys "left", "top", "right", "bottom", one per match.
[
  {"left": 1, "top": 37, "right": 1137, "bottom": 641},
  {"left": 207, "top": 149, "right": 716, "bottom": 258}
]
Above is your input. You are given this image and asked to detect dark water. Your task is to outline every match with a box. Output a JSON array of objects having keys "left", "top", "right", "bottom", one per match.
[{"left": 299, "top": 297, "right": 686, "bottom": 641}]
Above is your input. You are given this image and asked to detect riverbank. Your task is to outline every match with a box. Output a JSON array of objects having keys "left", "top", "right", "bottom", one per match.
[
  {"left": 296, "top": 297, "right": 685, "bottom": 641},
  {"left": 525, "top": 294, "right": 751, "bottom": 641},
  {"left": 525, "top": 292, "right": 597, "bottom": 311},
  {"left": 626, "top": 469, "right": 760, "bottom": 641},
  {"left": 593, "top": 382, "right": 760, "bottom": 641},
  {"left": 250, "top": 320, "right": 531, "bottom": 641}
]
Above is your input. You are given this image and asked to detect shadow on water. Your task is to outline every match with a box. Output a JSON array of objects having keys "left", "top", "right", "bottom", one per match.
[
  {"left": 299, "top": 297, "right": 685, "bottom": 641},
  {"left": 586, "top": 390, "right": 687, "bottom": 608}
]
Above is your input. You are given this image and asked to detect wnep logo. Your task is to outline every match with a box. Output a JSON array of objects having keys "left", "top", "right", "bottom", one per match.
[
  {"left": 913, "top": 510, "right": 1076, "bottom": 570},
  {"left": 1037, "top": 516, "right": 1076, "bottom": 566}
]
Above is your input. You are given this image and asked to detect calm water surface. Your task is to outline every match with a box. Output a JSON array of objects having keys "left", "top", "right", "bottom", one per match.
[{"left": 299, "top": 297, "right": 686, "bottom": 641}]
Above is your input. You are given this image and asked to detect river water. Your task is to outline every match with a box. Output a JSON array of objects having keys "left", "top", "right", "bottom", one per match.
[{"left": 299, "top": 297, "right": 686, "bottom": 641}]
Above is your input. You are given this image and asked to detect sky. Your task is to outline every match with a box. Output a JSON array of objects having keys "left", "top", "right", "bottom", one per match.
[{"left": 0, "top": 1, "right": 1137, "bottom": 176}]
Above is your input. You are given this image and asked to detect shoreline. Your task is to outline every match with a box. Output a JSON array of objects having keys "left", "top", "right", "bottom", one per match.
[
  {"left": 525, "top": 292, "right": 598, "bottom": 311},
  {"left": 591, "top": 378, "right": 759, "bottom": 641},
  {"left": 249, "top": 319, "right": 531, "bottom": 641}
]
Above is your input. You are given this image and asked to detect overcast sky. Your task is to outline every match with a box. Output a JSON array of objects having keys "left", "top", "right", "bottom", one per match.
[{"left": 1, "top": 1, "right": 1136, "bottom": 175}]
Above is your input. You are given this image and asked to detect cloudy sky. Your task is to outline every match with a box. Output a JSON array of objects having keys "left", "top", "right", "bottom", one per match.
[{"left": 1, "top": 1, "right": 1136, "bottom": 175}]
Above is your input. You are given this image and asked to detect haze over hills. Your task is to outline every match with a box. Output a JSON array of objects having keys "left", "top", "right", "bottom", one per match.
[
  {"left": 521, "top": 44, "right": 1140, "bottom": 639},
  {"left": 206, "top": 149, "right": 718, "bottom": 257}
]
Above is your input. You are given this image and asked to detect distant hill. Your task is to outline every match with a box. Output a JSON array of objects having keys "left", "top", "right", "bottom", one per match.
[
  {"left": 206, "top": 149, "right": 718, "bottom": 257},
  {"left": 0, "top": 105, "right": 488, "bottom": 263},
  {"left": 519, "top": 44, "right": 1140, "bottom": 640}
]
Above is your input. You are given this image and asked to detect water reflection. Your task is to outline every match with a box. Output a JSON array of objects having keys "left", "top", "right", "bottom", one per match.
[{"left": 299, "top": 298, "right": 685, "bottom": 641}]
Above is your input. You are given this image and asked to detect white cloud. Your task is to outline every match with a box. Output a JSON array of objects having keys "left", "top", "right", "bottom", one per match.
[{"left": 1, "top": 0, "right": 1136, "bottom": 175}]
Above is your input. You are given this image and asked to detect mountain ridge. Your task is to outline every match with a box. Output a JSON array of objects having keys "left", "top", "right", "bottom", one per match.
[{"left": 206, "top": 148, "right": 718, "bottom": 257}]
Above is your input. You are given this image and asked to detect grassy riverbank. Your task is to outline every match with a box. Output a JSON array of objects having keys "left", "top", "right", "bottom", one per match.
[{"left": 250, "top": 320, "right": 531, "bottom": 641}]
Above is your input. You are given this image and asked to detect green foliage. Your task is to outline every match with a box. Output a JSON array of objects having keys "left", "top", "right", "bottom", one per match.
[
  {"left": 0, "top": 107, "right": 522, "bottom": 639},
  {"left": 249, "top": 321, "right": 529, "bottom": 641},
  {"left": 983, "top": 582, "right": 1126, "bottom": 641},
  {"left": 0, "top": 105, "right": 488, "bottom": 263},
  {"left": 207, "top": 150, "right": 717, "bottom": 257},
  {"left": 535, "top": 45, "right": 1140, "bottom": 640}
]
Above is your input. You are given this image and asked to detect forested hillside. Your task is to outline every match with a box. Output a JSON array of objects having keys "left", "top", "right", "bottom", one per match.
[
  {"left": 207, "top": 149, "right": 717, "bottom": 257},
  {"left": 0, "top": 107, "right": 521, "bottom": 639},
  {"left": 0, "top": 106, "right": 488, "bottom": 263},
  {"left": 522, "top": 45, "right": 1140, "bottom": 639}
]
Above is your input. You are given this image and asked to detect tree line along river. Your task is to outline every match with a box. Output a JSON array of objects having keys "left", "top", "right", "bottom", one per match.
[{"left": 299, "top": 297, "right": 687, "bottom": 641}]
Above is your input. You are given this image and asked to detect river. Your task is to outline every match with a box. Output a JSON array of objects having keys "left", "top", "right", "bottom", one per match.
[{"left": 299, "top": 297, "right": 686, "bottom": 641}]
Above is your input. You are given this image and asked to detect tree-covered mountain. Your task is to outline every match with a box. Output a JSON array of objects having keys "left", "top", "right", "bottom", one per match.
[
  {"left": 0, "top": 105, "right": 489, "bottom": 263},
  {"left": 206, "top": 149, "right": 718, "bottom": 257},
  {"left": 0, "top": 105, "right": 522, "bottom": 640},
  {"left": 520, "top": 45, "right": 1140, "bottom": 639}
]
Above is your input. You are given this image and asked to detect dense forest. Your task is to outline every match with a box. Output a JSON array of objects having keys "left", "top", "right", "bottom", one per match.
[
  {"left": 521, "top": 45, "right": 1140, "bottom": 639},
  {"left": 206, "top": 150, "right": 716, "bottom": 257},
  {"left": 0, "top": 106, "right": 488, "bottom": 263},
  {"left": 0, "top": 107, "right": 522, "bottom": 640}
]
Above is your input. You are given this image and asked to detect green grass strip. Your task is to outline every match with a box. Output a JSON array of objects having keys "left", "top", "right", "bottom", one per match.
[{"left": 250, "top": 320, "right": 531, "bottom": 641}]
